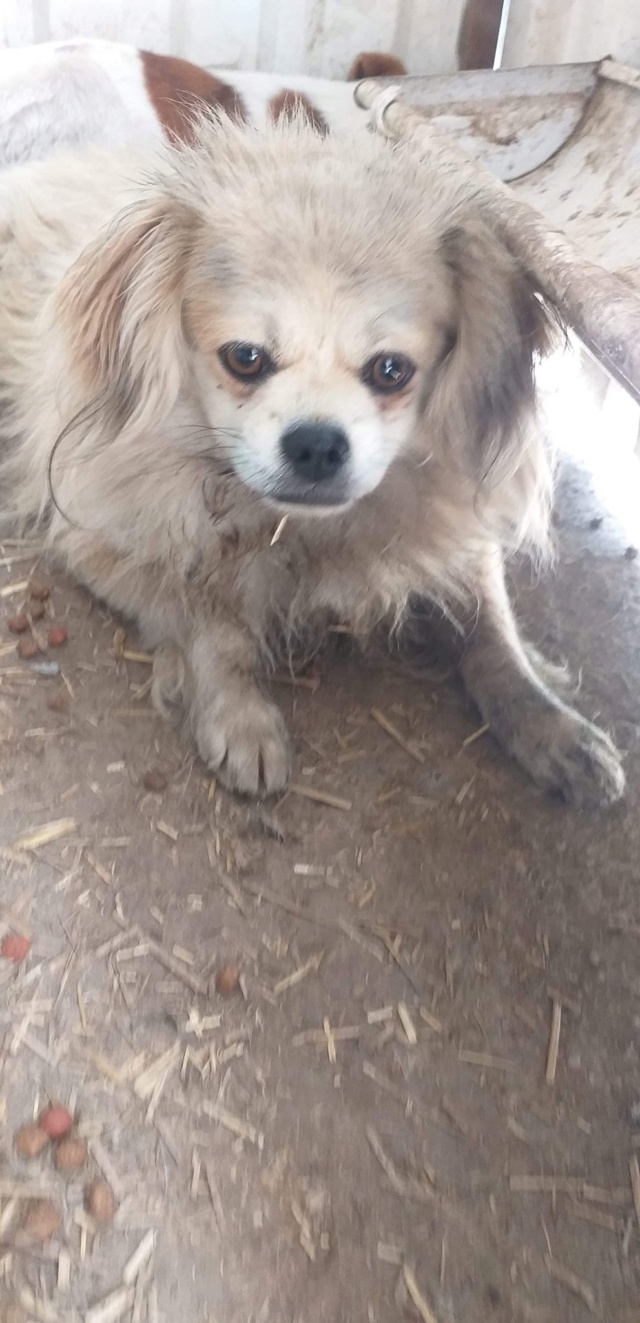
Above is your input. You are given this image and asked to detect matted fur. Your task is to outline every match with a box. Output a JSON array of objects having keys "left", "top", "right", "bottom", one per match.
[{"left": 0, "top": 114, "right": 624, "bottom": 803}]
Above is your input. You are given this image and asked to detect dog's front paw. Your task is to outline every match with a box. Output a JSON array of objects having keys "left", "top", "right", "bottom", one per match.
[
  {"left": 494, "top": 700, "right": 625, "bottom": 809},
  {"left": 195, "top": 689, "right": 291, "bottom": 796}
]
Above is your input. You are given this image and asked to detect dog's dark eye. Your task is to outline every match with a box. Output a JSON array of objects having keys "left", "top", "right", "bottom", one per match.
[
  {"left": 364, "top": 353, "right": 415, "bottom": 393},
  {"left": 219, "top": 342, "right": 272, "bottom": 381}
]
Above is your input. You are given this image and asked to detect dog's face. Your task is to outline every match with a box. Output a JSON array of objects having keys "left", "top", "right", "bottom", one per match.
[
  {"left": 186, "top": 262, "right": 453, "bottom": 510},
  {"left": 60, "top": 115, "right": 553, "bottom": 524}
]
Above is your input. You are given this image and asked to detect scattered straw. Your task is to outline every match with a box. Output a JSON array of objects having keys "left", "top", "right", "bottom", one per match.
[
  {"left": 398, "top": 1002, "right": 418, "bottom": 1045},
  {"left": 461, "top": 723, "right": 490, "bottom": 748},
  {"left": 134, "top": 1044, "right": 181, "bottom": 1103},
  {"left": 270, "top": 515, "right": 289, "bottom": 545},
  {"left": 85, "top": 1286, "right": 135, "bottom": 1323},
  {"left": 12, "top": 818, "right": 76, "bottom": 851},
  {"left": 545, "top": 1255, "right": 596, "bottom": 1313},
  {"left": 366, "top": 1126, "right": 435, "bottom": 1203},
  {"left": 402, "top": 1263, "right": 441, "bottom": 1323},
  {"left": 273, "top": 951, "right": 323, "bottom": 996},
  {"left": 122, "top": 1227, "right": 156, "bottom": 1280},
  {"left": 202, "top": 1100, "right": 264, "bottom": 1150},
  {"left": 458, "top": 1049, "right": 518, "bottom": 1073},
  {"left": 510, "top": 1174, "right": 629, "bottom": 1204},
  {"left": 630, "top": 1154, "right": 640, "bottom": 1231},
  {"left": 545, "top": 999, "right": 562, "bottom": 1084},
  {"left": 370, "top": 707, "right": 425, "bottom": 764},
  {"left": 288, "top": 782, "right": 352, "bottom": 812},
  {"left": 122, "top": 650, "right": 153, "bottom": 664}
]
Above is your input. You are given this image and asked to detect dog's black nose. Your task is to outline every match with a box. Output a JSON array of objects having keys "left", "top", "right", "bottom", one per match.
[{"left": 281, "top": 422, "right": 350, "bottom": 484}]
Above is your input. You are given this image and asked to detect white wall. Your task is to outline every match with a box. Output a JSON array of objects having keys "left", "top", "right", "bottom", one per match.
[
  {"left": 1, "top": 0, "right": 467, "bottom": 78},
  {"left": 502, "top": 0, "right": 640, "bottom": 69}
]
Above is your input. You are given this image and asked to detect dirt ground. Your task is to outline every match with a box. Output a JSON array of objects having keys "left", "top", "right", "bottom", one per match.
[{"left": 1, "top": 442, "right": 640, "bottom": 1323}]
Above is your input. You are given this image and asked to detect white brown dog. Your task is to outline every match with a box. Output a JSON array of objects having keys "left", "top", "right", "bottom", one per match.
[
  {"left": 0, "top": 111, "right": 624, "bottom": 806},
  {"left": 0, "top": 39, "right": 406, "bottom": 167}
]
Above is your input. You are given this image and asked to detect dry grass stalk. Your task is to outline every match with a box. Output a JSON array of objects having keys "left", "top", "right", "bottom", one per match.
[
  {"left": 288, "top": 782, "right": 352, "bottom": 812},
  {"left": 134, "top": 1044, "right": 181, "bottom": 1103},
  {"left": 461, "top": 723, "right": 490, "bottom": 748},
  {"left": 0, "top": 579, "right": 29, "bottom": 597},
  {"left": 293, "top": 1025, "right": 360, "bottom": 1047},
  {"left": 122, "top": 1231, "right": 156, "bottom": 1286},
  {"left": 566, "top": 1201, "right": 625, "bottom": 1233},
  {"left": 273, "top": 951, "right": 323, "bottom": 996},
  {"left": 89, "top": 1139, "right": 126, "bottom": 1199},
  {"left": 366, "top": 1127, "right": 435, "bottom": 1203},
  {"left": 545, "top": 1255, "right": 597, "bottom": 1313},
  {"left": 130, "top": 925, "right": 208, "bottom": 996},
  {"left": 545, "top": 999, "right": 562, "bottom": 1084},
  {"left": 630, "top": 1154, "right": 640, "bottom": 1231},
  {"left": 370, "top": 707, "right": 425, "bottom": 764},
  {"left": 402, "top": 1263, "right": 441, "bottom": 1323},
  {"left": 510, "top": 1174, "right": 629, "bottom": 1204},
  {"left": 85, "top": 1286, "right": 135, "bottom": 1323},
  {"left": 202, "top": 1100, "right": 264, "bottom": 1150},
  {"left": 338, "top": 918, "right": 385, "bottom": 963},
  {"left": 458, "top": 1049, "right": 518, "bottom": 1073},
  {"left": 397, "top": 1002, "right": 418, "bottom": 1046},
  {"left": 12, "top": 818, "right": 76, "bottom": 851}
]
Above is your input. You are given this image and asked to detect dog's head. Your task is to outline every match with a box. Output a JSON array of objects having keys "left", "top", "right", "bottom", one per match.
[{"left": 59, "top": 115, "right": 554, "bottom": 522}]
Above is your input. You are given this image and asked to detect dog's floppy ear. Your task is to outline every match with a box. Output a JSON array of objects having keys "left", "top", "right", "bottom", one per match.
[
  {"left": 57, "top": 196, "right": 197, "bottom": 435},
  {"left": 427, "top": 218, "right": 557, "bottom": 488}
]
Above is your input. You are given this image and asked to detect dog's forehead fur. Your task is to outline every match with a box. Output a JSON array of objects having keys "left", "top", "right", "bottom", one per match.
[
  {"left": 171, "top": 115, "right": 457, "bottom": 288},
  {"left": 173, "top": 116, "right": 458, "bottom": 359}
]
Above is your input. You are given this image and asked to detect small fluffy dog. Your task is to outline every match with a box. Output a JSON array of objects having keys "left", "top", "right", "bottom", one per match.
[{"left": 0, "top": 113, "right": 624, "bottom": 806}]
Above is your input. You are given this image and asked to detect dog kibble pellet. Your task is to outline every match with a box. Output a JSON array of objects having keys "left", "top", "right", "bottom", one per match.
[
  {"left": 86, "top": 1180, "right": 116, "bottom": 1222},
  {"left": 47, "top": 625, "right": 67, "bottom": 647},
  {"left": 7, "top": 613, "right": 29, "bottom": 634},
  {"left": 55, "top": 1133, "right": 88, "bottom": 1172},
  {"left": 39, "top": 1106, "right": 73, "bottom": 1140},
  {"left": 17, "top": 637, "right": 40, "bottom": 660},
  {"left": 15, "top": 1124, "right": 50, "bottom": 1160},
  {"left": 1, "top": 934, "right": 31, "bottom": 963},
  {"left": 22, "top": 1200, "right": 62, "bottom": 1241}
]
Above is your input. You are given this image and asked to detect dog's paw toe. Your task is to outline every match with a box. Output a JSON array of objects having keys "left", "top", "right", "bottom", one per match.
[
  {"left": 196, "top": 692, "right": 290, "bottom": 796},
  {"left": 510, "top": 709, "right": 625, "bottom": 809}
]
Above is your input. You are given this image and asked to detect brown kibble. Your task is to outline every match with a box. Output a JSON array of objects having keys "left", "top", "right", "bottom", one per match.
[
  {"left": 624, "top": 545, "right": 638, "bottom": 561},
  {"left": 17, "top": 636, "right": 40, "bottom": 660},
  {"left": 47, "top": 625, "right": 68, "bottom": 647},
  {"left": 7, "top": 613, "right": 29, "bottom": 634},
  {"left": 86, "top": 1180, "right": 116, "bottom": 1223},
  {"left": 30, "top": 602, "right": 46, "bottom": 621},
  {"left": 143, "top": 768, "right": 167, "bottom": 793},
  {"left": 29, "top": 582, "right": 51, "bottom": 601},
  {"left": 39, "top": 1105, "right": 73, "bottom": 1140},
  {"left": 47, "top": 692, "right": 68, "bottom": 712},
  {"left": 15, "top": 1123, "right": 50, "bottom": 1159},
  {"left": 22, "top": 1199, "right": 62, "bottom": 1241},
  {"left": 1, "top": 933, "right": 32, "bottom": 963},
  {"left": 55, "top": 1132, "right": 88, "bottom": 1172},
  {"left": 215, "top": 964, "right": 241, "bottom": 996}
]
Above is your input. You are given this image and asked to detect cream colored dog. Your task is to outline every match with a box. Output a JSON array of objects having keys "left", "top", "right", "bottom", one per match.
[{"left": 0, "top": 113, "right": 624, "bottom": 805}]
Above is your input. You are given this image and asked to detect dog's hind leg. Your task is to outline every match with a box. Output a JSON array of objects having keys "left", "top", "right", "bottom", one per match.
[{"left": 458, "top": 547, "right": 625, "bottom": 808}]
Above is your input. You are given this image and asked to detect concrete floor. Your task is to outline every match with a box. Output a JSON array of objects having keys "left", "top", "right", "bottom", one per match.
[{"left": 1, "top": 361, "right": 640, "bottom": 1323}]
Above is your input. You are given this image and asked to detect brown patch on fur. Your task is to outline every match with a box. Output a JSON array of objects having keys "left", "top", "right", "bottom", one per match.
[
  {"left": 347, "top": 52, "right": 407, "bottom": 81},
  {"left": 268, "top": 89, "right": 328, "bottom": 136},
  {"left": 457, "top": 0, "right": 503, "bottom": 70},
  {"left": 141, "top": 50, "right": 246, "bottom": 144}
]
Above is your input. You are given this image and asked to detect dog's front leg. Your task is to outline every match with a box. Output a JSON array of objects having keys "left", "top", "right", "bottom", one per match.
[
  {"left": 151, "top": 620, "right": 290, "bottom": 796},
  {"left": 459, "top": 549, "right": 625, "bottom": 808}
]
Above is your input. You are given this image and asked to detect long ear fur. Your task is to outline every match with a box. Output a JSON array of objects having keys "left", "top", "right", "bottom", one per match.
[
  {"left": 427, "top": 218, "right": 558, "bottom": 545},
  {"left": 56, "top": 196, "right": 196, "bottom": 437}
]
